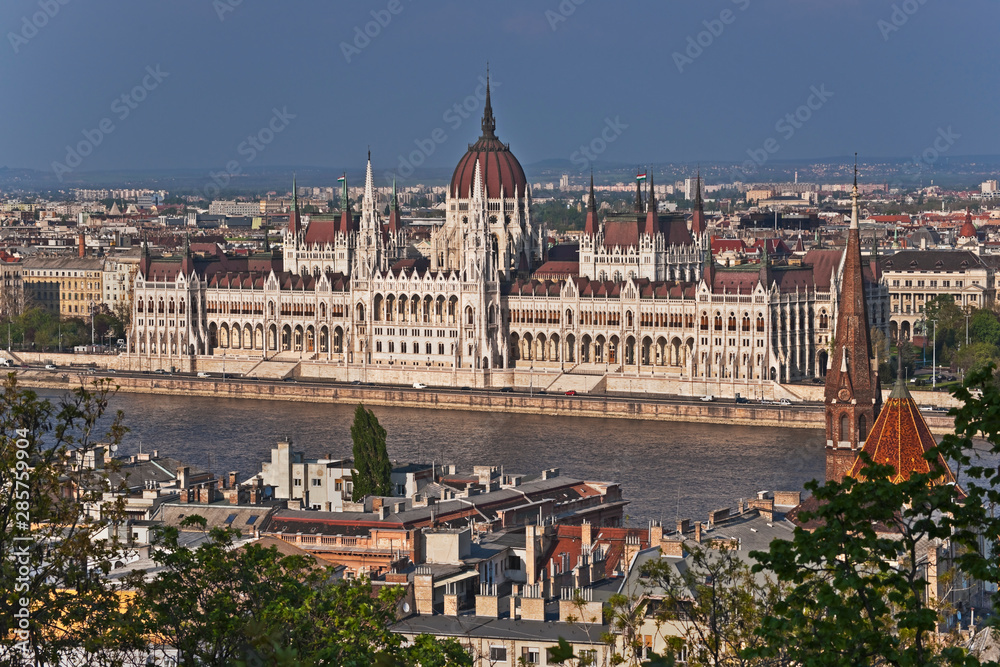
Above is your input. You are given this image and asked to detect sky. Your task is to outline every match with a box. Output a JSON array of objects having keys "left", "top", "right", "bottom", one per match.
[{"left": 1, "top": 0, "right": 997, "bottom": 181}]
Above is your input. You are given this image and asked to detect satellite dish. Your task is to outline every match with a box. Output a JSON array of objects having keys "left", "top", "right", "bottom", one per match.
[{"left": 401, "top": 602, "right": 411, "bottom": 613}]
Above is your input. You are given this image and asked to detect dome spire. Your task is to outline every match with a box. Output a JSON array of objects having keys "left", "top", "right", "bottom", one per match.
[
  {"left": 481, "top": 64, "right": 496, "bottom": 139},
  {"left": 584, "top": 170, "right": 599, "bottom": 236}
]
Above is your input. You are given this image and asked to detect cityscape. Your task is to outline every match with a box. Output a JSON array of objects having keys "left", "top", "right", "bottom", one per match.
[{"left": 2, "top": 1, "right": 1000, "bottom": 665}]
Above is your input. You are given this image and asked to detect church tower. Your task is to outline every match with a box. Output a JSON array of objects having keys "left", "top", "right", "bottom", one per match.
[{"left": 825, "top": 163, "right": 882, "bottom": 482}]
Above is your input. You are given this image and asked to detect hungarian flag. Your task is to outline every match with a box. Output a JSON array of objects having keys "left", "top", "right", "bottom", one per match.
[
  {"left": 337, "top": 175, "right": 346, "bottom": 183},
  {"left": 636, "top": 173, "right": 647, "bottom": 182}
]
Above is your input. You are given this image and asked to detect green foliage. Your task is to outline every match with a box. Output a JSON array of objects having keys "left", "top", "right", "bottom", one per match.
[
  {"left": 140, "top": 522, "right": 470, "bottom": 667},
  {"left": 0, "top": 306, "right": 124, "bottom": 351},
  {"left": 533, "top": 200, "right": 586, "bottom": 233},
  {"left": 748, "top": 429, "right": 981, "bottom": 664},
  {"left": 350, "top": 403, "right": 392, "bottom": 502},
  {"left": 640, "top": 544, "right": 788, "bottom": 666},
  {"left": 0, "top": 376, "right": 145, "bottom": 666},
  {"left": 969, "top": 309, "right": 1000, "bottom": 347}
]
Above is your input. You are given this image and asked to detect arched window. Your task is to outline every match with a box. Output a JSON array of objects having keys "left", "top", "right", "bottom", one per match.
[
  {"left": 859, "top": 414, "right": 867, "bottom": 440},
  {"left": 714, "top": 312, "right": 723, "bottom": 331},
  {"left": 756, "top": 314, "right": 765, "bottom": 332},
  {"left": 840, "top": 414, "right": 849, "bottom": 442}
]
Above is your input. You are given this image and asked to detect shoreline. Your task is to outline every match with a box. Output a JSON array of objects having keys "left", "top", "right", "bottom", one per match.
[{"left": 13, "top": 372, "right": 958, "bottom": 435}]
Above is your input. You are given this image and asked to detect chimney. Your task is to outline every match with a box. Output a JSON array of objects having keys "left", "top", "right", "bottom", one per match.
[
  {"left": 694, "top": 521, "right": 702, "bottom": 544},
  {"left": 228, "top": 471, "right": 239, "bottom": 489},
  {"left": 650, "top": 521, "right": 663, "bottom": 545},
  {"left": 581, "top": 521, "right": 592, "bottom": 550},
  {"left": 525, "top": 525, "right": 539, "bottom": 586},
  {"left": 676, "top": 519, "right": 691, "bottom": 535},
  {"left": 78, "top": 232, "right": 85, "bottom": 258},
  {"left": 177, "top": 466, "right": 190, "bottom": 490}
]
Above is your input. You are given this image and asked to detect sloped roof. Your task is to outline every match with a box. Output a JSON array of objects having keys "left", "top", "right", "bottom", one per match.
[{"left": 846, "top": 379, "right": 958, "bottom": 487}]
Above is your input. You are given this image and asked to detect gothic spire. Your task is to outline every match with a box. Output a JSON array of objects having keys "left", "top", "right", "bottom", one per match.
[
  {"left": 288, "top": 174, "right": 301, "bottom": 235},
  {"left": 691, "top": 168, "right": 706, "bottom": 237},
  {"left": 481, "top": 65, "right": 496, "bottom": 139},
  {"left": 825, "top": 157, "right": 882, "bottom": 482},
  {"left": 644, "top": 173, "right": 658, "bottom": 236},
  {"left": 388, "top": 176, "right": 402, "bottom": 233},
  {"left": 584, "top": 171, "right": 599, "bottom": 236}
]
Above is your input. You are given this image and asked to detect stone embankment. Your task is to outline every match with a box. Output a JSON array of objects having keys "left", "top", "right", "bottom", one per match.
[{"left": 12, "top": 370, "right": 957, "bottom": 435}]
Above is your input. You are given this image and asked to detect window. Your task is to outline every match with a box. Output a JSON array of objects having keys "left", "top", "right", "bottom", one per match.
[
  {"left": 246, "top": 515, "right": 259, "bottom": 525},
  {"left": 224, "top": 514, "right": 237, "bottom": 525},
  {"left": 335, "top": 481, "right": 342, "bottom": 491},
  {"left": 293, "top": 478, "right": 302, "bottom": 487},
  {"left": 311, "top": 478, "right": 322, "bottom": 487},
  {"left": 521, "top": 647, "right": 540, "bottom": 664},
  {"left": 489, "top": 646, "right": 507, "bottom": 662}
]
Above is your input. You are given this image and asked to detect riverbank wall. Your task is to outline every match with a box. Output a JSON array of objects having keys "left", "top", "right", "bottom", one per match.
[{"left": 12, "top": 370, "right": 958, "bottom": 435}]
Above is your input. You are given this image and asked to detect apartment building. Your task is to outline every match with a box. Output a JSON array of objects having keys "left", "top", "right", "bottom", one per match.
[
  {"left": 880, "top": 249, "right": 995, "bottom": 340},
  {"left": 23, "top": 256, "right": 105, "bottom": 318}
]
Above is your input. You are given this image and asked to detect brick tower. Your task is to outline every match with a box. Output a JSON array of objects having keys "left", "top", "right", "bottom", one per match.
[{"left": 825, "top": 163, "right": 881, "bottom": 482}]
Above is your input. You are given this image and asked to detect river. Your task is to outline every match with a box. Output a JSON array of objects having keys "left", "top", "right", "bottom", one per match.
[{"left": 40, "top": 389, "right": 826, "bottom": 524}]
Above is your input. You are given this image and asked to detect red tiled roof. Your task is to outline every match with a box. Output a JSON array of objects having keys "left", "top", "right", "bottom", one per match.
[
  {"left": 304, "top": 219, "right": 341, "bottom": 245},
  {"left": 847, "top": 381, "right": 957, "bottom": 487},
  {"left": 602, "top": 220, "right": 640, "bottom": 248}
]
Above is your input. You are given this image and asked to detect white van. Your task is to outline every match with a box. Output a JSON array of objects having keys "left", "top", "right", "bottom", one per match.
[
  {"left": 0, "top": 358, "right": 11, "bottom": 367},
  {"left": 197, "top": 372, "right": 210, "bottom": 378}
]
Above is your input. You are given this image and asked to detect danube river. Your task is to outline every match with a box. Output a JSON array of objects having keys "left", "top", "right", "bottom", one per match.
[{"left": 41, "top": 389, "right": 825, "bottom": 524}]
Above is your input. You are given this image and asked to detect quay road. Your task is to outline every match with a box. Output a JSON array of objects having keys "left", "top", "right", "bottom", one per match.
[{"left": 11, "top": 363, "right": 955, "bottom": 434}]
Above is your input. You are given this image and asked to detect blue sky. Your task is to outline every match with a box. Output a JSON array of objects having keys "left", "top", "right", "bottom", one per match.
[{"left": 1, "top": 0, "right": 996, "bottom": 176}]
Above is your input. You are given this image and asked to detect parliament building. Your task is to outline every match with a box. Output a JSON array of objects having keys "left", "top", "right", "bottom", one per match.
[{"left": 129, "top": 79, "right": 889, "bottom": 395}]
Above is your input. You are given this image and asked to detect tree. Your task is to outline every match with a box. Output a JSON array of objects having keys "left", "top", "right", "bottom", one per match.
[
  {"left": 747, "top": 442, "right": 978, "bottom": 664},
  {"left": 969, "top": 309, "right": 1000, "bottom": 347},
  {"left": 350, "top": 403, "right": 392, "bottom": 501},
  {"left": 640, "top": 545, "right": 789, "bottom": 667},
  {"left": 0, "top": 376, "right": 147, "bottom": 667},
  {"left": 140, "top": 520, "right": 471, "bottom": 666}
]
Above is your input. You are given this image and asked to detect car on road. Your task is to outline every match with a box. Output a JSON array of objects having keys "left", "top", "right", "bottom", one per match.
[
  {"left": 499, "top": 387, "right": 514, "bottom": 393},
  {"left": 735, "top": 395, "right": 749, "bottom": 404},
  {"left": 44, "top": 364, "right": 57, "bottom": 370},
  {"left": 412, "top": 382, "right": 427, "bottom": 389},
  {"left": 700, "top": 395, "right": 714, "bottom": 402},
  {"left": 350, "top": 380, "right": 361, "bottom": 385},
  {"left": 778, "top": 398, "right": 792, "bottom": 406},
  {"left": 564, "top": 390, "right": 577, "bottom": 396},
  {"left": 282, "top": 377, "right": 296, "bottom": 383},
  {"left": 152, "top": 369, "right": 167, "bottom": 374},
  {"left": 196, "top": 372, "right": 210, "bottom": 378},
  {"left": 459, "top": 386, "right": 471, "bottom": 391}
]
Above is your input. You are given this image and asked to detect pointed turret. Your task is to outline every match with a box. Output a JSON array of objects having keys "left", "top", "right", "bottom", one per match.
[
  {"left": 691, "top": 170, "right": 706, "bottom": 236},
  {"left": 288, "top": 174, "right": 301, "bottom": 235},
  {"left": 702, "top": 246, "right": 715, "bottom": 286},
  {"left": 846, "top": 351, "right": 958, "bottom": 488},
  {"left": 825, "top": 157, "right": 882, "bottom": 482},
  {"left": 362, "top": 151, "right": 376, "bottom": 220},
  {"left": 180, "top": 233, "right": 193, "bottom": 276},
  {"left": 338, "top": 173, "right": 353, "bottom": 234},
  {"left": 481, "top": 66, "right": 496, "bottom": 139},
  {"left": 644, "top": 173, "right": 659, "bottom": 236},
  {"left": 584, "top": 171, "right": 599, "bottom": 236},
  {"left": 387, "top": 177, "right": 402, "bottom": 233}
]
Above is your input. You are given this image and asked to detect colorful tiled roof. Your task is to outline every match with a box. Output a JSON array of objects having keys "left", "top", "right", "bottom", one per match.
[{"left": 846, "top": 377, "right": 957, "bottom": 486}]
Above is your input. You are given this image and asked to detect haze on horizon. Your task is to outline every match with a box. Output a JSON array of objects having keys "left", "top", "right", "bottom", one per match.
[{"left": 1, "top": 0, "right": 996, "bottom": 179}]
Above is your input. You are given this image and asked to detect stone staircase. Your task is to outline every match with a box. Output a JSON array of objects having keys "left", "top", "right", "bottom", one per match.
[
  {"left": 242, "top": 359, "right": 300, "bottom": 380},
  {"left": 544, "top": 364, "right": 617, "bottom": 395}
]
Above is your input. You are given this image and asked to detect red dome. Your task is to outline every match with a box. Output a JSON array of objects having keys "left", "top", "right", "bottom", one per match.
[
  {"left": 449, "top": 76, "right": 528, "bottom": 199},
  {"left": 451, "top": 137, "right": 528, "bottom": 199},
  {"left": 959, "top": 211, "right": 977, "bottom": 238}
]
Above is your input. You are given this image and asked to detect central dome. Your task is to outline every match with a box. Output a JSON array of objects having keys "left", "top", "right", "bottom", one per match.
[{"left": 449, "top": 78, "right": 527, "bottom": 199}]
